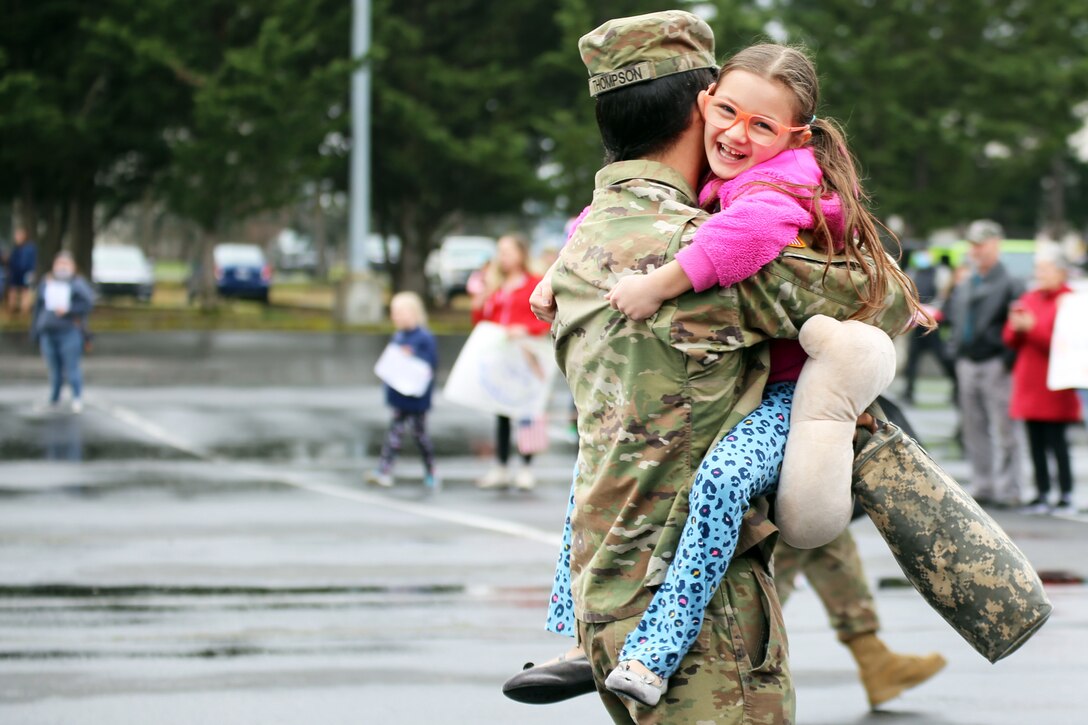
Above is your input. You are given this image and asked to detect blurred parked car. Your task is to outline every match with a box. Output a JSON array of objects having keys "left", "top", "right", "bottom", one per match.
[
  {"left": 188, "top": 243, "right": 272, "bottom": 304},
  {"left": 92, "top": 245, "right": 155, "bottom": 302},
  {"left": 274, "top": 229, "right": 318, "bottom": 274},
  {"left": 424, "top": 235, "right": 496, "bottom": 304}
]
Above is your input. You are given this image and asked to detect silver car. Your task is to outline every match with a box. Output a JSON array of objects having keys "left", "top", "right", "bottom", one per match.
[
  {"left": 92, "top": 245, "right": 155, "bottom": 302},
  {"left": 425, "top": 235, "right": 496, "bottom": 304}
]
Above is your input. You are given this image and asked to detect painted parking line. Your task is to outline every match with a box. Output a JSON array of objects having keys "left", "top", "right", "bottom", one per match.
[
  {"left": 86, "top": 399, "right": 1088, "bottom": 541},
  {"left": 246, "top": 468, "right": 559, "bottom": 546},
  {"left": 94, "top": 401, "right": 209, "bottom": 459},
  {"left": 95, "top": 400, "right": 560, "bottom": 547}
]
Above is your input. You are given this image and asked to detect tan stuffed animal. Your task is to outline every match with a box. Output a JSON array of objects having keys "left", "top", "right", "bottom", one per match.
[{"left": 774, "top": 315, "right": 898, "bottom": 549}]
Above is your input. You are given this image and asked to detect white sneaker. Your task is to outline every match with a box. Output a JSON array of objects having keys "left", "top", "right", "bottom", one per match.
[
  {"left": 366, "top": 470, "right": 394, "bottom": 488},
  {"left": 1021, "top": 499, "right": 1051, "bottom": 515},
  {"left": 514, "top": 467, "right": 536, "bottom": 491},
  {"left": 477, "top": 466, "right": 511, "bottom": 489},
  {"left": 605, "top": 660, "right": 667, "bottom": 707},
  {"left": 71, "top": 400, "right": 83, "bottom": 414}
]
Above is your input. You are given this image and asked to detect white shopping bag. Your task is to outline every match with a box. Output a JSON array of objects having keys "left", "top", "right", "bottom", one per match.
[
  {"left": 374, "top": 343, "right": 433, "bottom": 397},
  {"left": 1048, "top": 291, "right": 1088, "bottom": 391},
  {"left": 443, "top": 321, "right": 557, "bottom": 418}
]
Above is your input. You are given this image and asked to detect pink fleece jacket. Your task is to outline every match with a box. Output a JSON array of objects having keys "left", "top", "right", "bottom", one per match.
[
  {"left": 676, "top": 147, "right": 844, "bottom": 292},
  {"left": 564, "top": 149, "right": 844, "bottom": 383},
  {"left": 676, "top": 147, "right": 845, "bottom": 383}
]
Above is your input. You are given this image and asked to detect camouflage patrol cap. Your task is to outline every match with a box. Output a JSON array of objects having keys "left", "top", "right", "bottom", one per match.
[{"left": 579, "top": 10, "right": 716, "bottom": 98}]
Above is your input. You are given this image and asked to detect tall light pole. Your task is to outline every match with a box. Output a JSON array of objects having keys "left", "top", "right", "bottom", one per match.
[
  {"left": 349, "top": 0, "right": 371, "bottom": 274},
  {"left": 337, "top": 0, "right": 381, "bottom": 323}
]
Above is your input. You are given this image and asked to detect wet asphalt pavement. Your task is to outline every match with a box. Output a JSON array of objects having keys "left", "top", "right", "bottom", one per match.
[{"left": 1, "top": 331, "right": 1087, "bottom": 724}]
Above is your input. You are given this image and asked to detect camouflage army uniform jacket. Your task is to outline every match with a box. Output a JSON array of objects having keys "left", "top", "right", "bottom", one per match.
[{"left": 552, "top": 160, "right": 912, "bottom": 623}]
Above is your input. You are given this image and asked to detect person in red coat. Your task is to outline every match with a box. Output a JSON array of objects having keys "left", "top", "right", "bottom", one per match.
[
  {"left": 1003, "top": 258, "right": 1082, "bottom": 513},
  {"left": 471, "top": 233, "right": 551, "bottom": 490}
]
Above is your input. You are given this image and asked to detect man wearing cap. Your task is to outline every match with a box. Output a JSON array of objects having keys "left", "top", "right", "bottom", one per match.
[
  {"left": 540, "top": 10, "right": 913, "bottom": 723},
  {"left": 946, "top": 219, "right": 1025, "bottom": 507}
]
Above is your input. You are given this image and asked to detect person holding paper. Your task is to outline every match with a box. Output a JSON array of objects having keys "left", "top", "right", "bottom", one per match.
[
  {"left": 471, "top": 233, "right": 550, "bottom": 491},
  {"left": 31, "top": 250, "right": 94, "bottom": 413},
  {"left": 367, "top": 292, "right": 439, "bottom": 491},
  {"left": 1003, "top": 258, "right": 1082, "bottom": 513}
]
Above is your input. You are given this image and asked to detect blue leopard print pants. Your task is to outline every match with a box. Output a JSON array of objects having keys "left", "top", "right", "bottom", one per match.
[
  {"left": 546, "top": 382, "right": 794, "bottom": 680},
  {"left": 544, "top": 464, "right": 578, "bottom": 637}
]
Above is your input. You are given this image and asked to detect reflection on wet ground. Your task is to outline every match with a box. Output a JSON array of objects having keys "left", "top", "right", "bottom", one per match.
[
  {"left": 0, "top": 582, "right": 484, "bottom": 661},
  {"left": 0, "top": 331, "right": 474, "bottom": 387},
  {"left": 205, "top": 435, "right": 485, "bottom": 463},
  {"left": 0, "top": 577, "right": 554, "bottom": 663},
  {"left": 0, "top": 437, "right": 190, "bottom": 464},
  {"left": 0, "top": 402, "right": 569, "bottom": 464},
  {"left": 2, "top": 333, "right": 1086, "bottom": 724},
  {"left": 0, "top": 583, "right": 469, "bottom": 598},
  {"left": 1, "top": 405, "right": 191, "bottom": 463}
]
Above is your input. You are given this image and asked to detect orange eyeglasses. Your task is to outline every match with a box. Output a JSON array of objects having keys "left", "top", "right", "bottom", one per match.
[{"left": 700, "top": 94, "right": 811, "bottom": 147}]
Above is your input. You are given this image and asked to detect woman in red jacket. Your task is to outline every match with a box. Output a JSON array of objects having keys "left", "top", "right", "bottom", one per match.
[
  {"left": 1003, "top": 258, "right": 1082, "bottom": 513},
  {"left": 472, "top": 233, "right": 550, "bottom": 490}
]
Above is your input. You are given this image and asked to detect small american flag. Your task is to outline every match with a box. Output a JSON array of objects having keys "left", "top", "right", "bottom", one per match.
[{"left": 516, "top": 415, "right": 550, "bottom": 455}]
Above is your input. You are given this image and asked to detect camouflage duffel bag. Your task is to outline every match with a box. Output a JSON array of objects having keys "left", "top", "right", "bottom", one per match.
[{"left": 852, "top": 421, "right": 1051, "bottom": 663}]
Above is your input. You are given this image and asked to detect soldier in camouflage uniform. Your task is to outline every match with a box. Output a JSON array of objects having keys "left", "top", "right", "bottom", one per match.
[
  {"left": 773, "top": 529, "right": 947, "bottom": 709},
  {"left": 549, "top": 10, "right": 913, "bottom": 724}
]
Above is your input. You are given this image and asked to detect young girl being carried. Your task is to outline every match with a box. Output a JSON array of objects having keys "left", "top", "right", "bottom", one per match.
[{"left": 540, "top": 43, "right": 929, "bottom": 708}]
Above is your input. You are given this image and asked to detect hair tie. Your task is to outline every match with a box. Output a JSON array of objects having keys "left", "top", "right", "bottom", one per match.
[{"left": 809, "top": 114, "right": 817, "bottom": 124}]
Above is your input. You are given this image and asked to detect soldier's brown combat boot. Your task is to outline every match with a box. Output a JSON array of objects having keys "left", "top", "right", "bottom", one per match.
[{"left": 845, "top": 633, "right": 947, "bottom": 709}]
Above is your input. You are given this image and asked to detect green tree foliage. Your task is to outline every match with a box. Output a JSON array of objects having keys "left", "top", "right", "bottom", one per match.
[
  {"left": 126, "top": 2, "right": 352, "bottom": 302},
  {"left": 158, "top": 4, "right": 350, "bottom": 230},
  {"left": 0, "top": 0, "right": 350, "bottom": 290},
  {"left": 421, "top": 0, "right": 800, "bottom": 236},
  {"left": 0, "top": 0, "right": 190, "bottom": 273},
  {"left": 519, "top": 1, "right": 773, "bottom": 221},
  {"left": 771, "top": 0, "right": 1088, "bottom": 236},
  {"left": 4, "top": 0, "right": 1087, "bottom": 299},
  {"left": 369, "top": 0, "right": 568, "bottom": 294},
  {"left": 374, "top": 0, "right": 766, "bottom": 280}
]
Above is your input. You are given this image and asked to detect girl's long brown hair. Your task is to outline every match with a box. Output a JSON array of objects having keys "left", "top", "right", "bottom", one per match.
[{"left": 718, "top": 44, "right": 933, "bottom": 329}]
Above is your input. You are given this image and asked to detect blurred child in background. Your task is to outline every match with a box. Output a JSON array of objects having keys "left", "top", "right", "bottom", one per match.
[{"left": 368, "top": 291, "right": 439, "bottom": 492}]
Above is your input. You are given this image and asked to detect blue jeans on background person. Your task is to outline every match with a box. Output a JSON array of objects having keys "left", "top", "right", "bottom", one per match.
[{"left": 40, "top": 327, "right": 84, "bottom": 404}]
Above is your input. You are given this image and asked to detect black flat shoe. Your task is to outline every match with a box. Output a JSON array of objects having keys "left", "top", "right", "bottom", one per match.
[{"left": 501, "top": 653, "right": 596, "bottom": 704}]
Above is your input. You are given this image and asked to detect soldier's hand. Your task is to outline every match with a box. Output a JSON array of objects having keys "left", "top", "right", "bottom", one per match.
[
  {"left": 530, "top": 272, "right": 557, "bottom": 323},
  {"left": 853, "top": 412, "right": 879, "bottom": 443},
  {"left": 605, "top": 275, "right": 664, "bottom": 321}
]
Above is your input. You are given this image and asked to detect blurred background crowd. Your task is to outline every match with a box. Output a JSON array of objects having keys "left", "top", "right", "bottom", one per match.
[
  {"left": 3, "top": 4, "right": 1088, "bottom": 723},
  {"left": 1, "top": 0, "right": 1087, "bottom": 492},
  {"left": 3, "top": 0, "right": 1088, "bottom": 311},
  {"left": 4, "top": 1, "right": 1088, "bottom": 510}
]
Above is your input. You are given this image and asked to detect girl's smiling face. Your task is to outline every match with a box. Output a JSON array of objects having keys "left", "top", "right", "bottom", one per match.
[{"left": 699, "top": 70, "right": 810, "bottom": 181}]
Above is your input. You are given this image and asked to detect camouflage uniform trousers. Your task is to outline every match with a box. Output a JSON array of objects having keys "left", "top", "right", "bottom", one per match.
[
  {"left": 772, "top": 527, "right": 879, "bottom": 642},
  {"left": 578, "top": 554, "right": 794, "bottom": 725}
]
